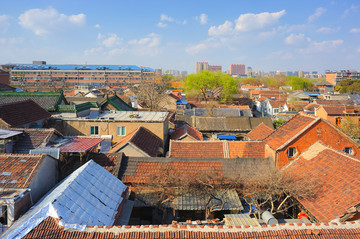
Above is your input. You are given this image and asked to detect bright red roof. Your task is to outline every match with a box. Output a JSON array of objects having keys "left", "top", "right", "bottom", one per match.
[{"left": 60, "top": 137, "right": 103, "bottom": 152}]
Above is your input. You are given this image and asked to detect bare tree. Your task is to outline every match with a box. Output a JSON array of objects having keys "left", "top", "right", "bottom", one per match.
[
  {"left": 132, "top": 82, "right": 168, "bottom": 111},
  {"left": 236, "top": 168, "right": 320, "bottom": 219}
]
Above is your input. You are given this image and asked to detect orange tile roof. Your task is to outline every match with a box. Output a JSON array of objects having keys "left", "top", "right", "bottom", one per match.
[
  {"left": 264, "top": 112, "right": 319, "bottom": 150},
  {"left": 23, "top": 216, "right": 360, "bottom": 238},
  {"left": 283, "top": 142, "right": 360, "bottom": 222},
  {"left": 228, "top": 141, "right": 265, "bottom": 158},
  {"left": 170, "top": 125, "right": 203, "bottom": 141},
  {"left": 169, "top": 141, "right": 265, "bottom": 159},
  {"left": 170, "top": 141, "right": 224, "bottom": 158},
  {"left": 248, "top": 123, "right": 275, "bottom": 141},
  {"left": 0, "top": 154, "right": 46, "bottom": 188}
]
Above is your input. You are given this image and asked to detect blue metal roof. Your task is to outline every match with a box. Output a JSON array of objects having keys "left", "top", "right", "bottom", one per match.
[
  {"left": 303, "top": 92, "right": 320, "bottom": 96},
  {"left": 13, "top": 64, "right": 154, "bottom": 72},
  {"left": 218, "top": 135, "right": 237, "bottom": 140},
  {"left": 176, "top": 100, "right": 188, "bottom": 105}
]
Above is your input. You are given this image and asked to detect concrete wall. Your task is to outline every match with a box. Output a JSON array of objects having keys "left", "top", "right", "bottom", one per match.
[
  {"left": 60, "top": 119, "right": 168, "bottom": 144},
  {"left": 118, "top": 144, "right": 150, "bottom": 157},
  {"left": 28, "top": 155, "right": 58, "bottom": 203}
]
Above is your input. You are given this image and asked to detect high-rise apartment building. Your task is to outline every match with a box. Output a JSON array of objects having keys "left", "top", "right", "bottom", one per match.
[
  {"left": 229, "top": 64, "right": 245, "bottom": 75},
  {"left": 208, "top": 65, "right": 222, "bottom": 72},
  {"left": 196, "top": 62, "right": 209, "bottom": 73}
]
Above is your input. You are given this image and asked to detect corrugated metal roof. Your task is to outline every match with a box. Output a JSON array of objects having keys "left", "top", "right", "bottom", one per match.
[
  {"left": 60, "top": 137, "right": 104, "bottom": 152},
  {"left": 13, "top": 64, "right": 154, "bottom": 72},
  {"left": 87, "top": 111, "right": 169, "bottom": 122},
  {"left": 172, "top": 190, "right": 243, "bottom": 211},
  {"left": 224, "top": 214, "right": 260, "bottom": 226},
  {"left": 0, "top": 129, "right": 22, "bottom": 139},
  {"left": 2, "top": 160, "right": 127, "bottom": 239}
]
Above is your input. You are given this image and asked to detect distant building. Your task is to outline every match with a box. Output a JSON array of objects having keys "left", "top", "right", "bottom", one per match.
[
  {"left": 10, "top": 64, "right": 154, "bottom": 89},
  {"left": 180, "top": 71, "right": 188, "bottom": 76},
  {"left": 196, "top": 62, "right": 209, "bottom": 73},
  {"left": 298, "top": 70, "right": 304, "bottom": 78},
  {"left": 229, "top": 64, "right": 245, "bottom": 75},
  {"left": 166, "top": 69, "right": 180, "bottom": 76},
  {"left": 325, "top": 71, "right": 360, "bottom": 85},
  {"left": 154, "top": 68, "right": 162, "bottom": 75},
  {"left": 208, "top": 65, "right": 222, "bottom": 72}
]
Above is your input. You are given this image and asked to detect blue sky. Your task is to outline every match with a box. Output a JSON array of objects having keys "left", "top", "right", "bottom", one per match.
[{"left": 1, "top": 0, "right": 360, "bottom": 73}]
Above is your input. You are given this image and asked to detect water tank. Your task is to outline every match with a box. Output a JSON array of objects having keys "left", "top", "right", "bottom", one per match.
[{"left": 262, "top": 211, "right": 278, "bottom": 225}]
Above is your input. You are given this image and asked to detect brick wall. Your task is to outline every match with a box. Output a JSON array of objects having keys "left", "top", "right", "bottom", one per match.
[{"left": 277, "top": 120, "right": 360, "bottom": 168}]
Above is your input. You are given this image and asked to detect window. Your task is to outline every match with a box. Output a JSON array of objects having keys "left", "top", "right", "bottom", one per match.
[
  {"left": 344, "top": 147, "right": 353, "bottom": 155},
  {"left": 90, "top": 126, "right": 99, "bottom": 135},
  {"left": 287, "top": 147, "right": 297, "bottom": 158},
  {"left": 117, "top": 126, "right": 126, "bottom": 136},
  {"left": 336, "top": 117, "right": 342, "bottom": 126}
]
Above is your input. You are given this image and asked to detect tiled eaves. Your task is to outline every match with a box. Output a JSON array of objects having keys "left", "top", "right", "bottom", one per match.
[{"left": 84, "top": 221, "right": 360, "bottom": 233}]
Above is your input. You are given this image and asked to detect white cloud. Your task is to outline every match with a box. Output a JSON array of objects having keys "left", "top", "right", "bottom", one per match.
[
  {"left": 0, "top": 15, "right": 10, "bottom": 33},
  {"left": 0, "top": 37, "right": 23, "bottom": 45},
  {"left": 235, "top": 10, "right": 286, "bottom": 32},
  {"left": 129, "top": 33, "right": 160, "bottom": 47},
  {"left": 101, "top": 33, "right": 122, "bottom": 48},
  {"left": 343, "top": 5, "right": 358, "bottom": 17},
  {"left": 357, "top": 47, "right": 360, "bottom": 53},
  {"left": 185, "top": 39, "right": 220, "bottom": 55},
  {"left": 108, "top": 48, "right": 125, "bottom": 56},
  {"left": 285, "top": 33, "right": 309, "bottom": 46},
  {"left": 185, "top": 43, "right": 208, "bottom": 55},
  {"left": 160, "top": 14, "right": 174, "bottom": 22},
  {"left": 317, "top": 27, "right": 340, "bottom": 34},
  {"left": 208, "top": 21, "right": 233, "bottom": 36},
  {"left": 18, "top": 7, "right": 86, "bottom": 35},
  {"left": 157, "top": 22, "right": 167, "bottom": 28},
  {"left": 308, "top": 7, "right": 326, "bottom": 23},
  {"left": 350, "top": 28, "right": 360, "bottom": 33},
  {"left": 196, "top": 13, "right": 208, "bottom": 24},
  {"left": 158, "top": 14, "right": 186, "bottom": 27},
  {"left": 305, "top": 39, "right": 343, "bottom": 53},
  {"left": 207, "top": 10, "right": 285, "bottom": 37},
  {"left": 84, "top": 47, "right": 103, "bottom": 56},
  {"left": 94, "top": 24, "right": 101, "bottom": 29}
]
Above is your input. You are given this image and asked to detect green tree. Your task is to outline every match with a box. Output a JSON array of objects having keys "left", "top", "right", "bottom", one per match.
[
  {"left": 286, "top": 76, "right": 314, "bottom": 91},
  {"left": 185, "top": 70, "right": 237, "bottom": 102},
  {"left": 341, "top": 116, "right": 360, "bottom": 139},
  {"left": 273, "top": 118, "right": 287, "bottom": 129}
]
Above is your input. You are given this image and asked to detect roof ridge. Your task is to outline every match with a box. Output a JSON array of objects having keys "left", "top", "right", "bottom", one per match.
[{"left": 52, "top": 217, "right": 360, "bottom": 232}]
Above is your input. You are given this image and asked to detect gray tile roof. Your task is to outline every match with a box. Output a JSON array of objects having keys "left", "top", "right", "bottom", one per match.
[{"left": 0, "top": 92, "right": 66, "bottom": 111}]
